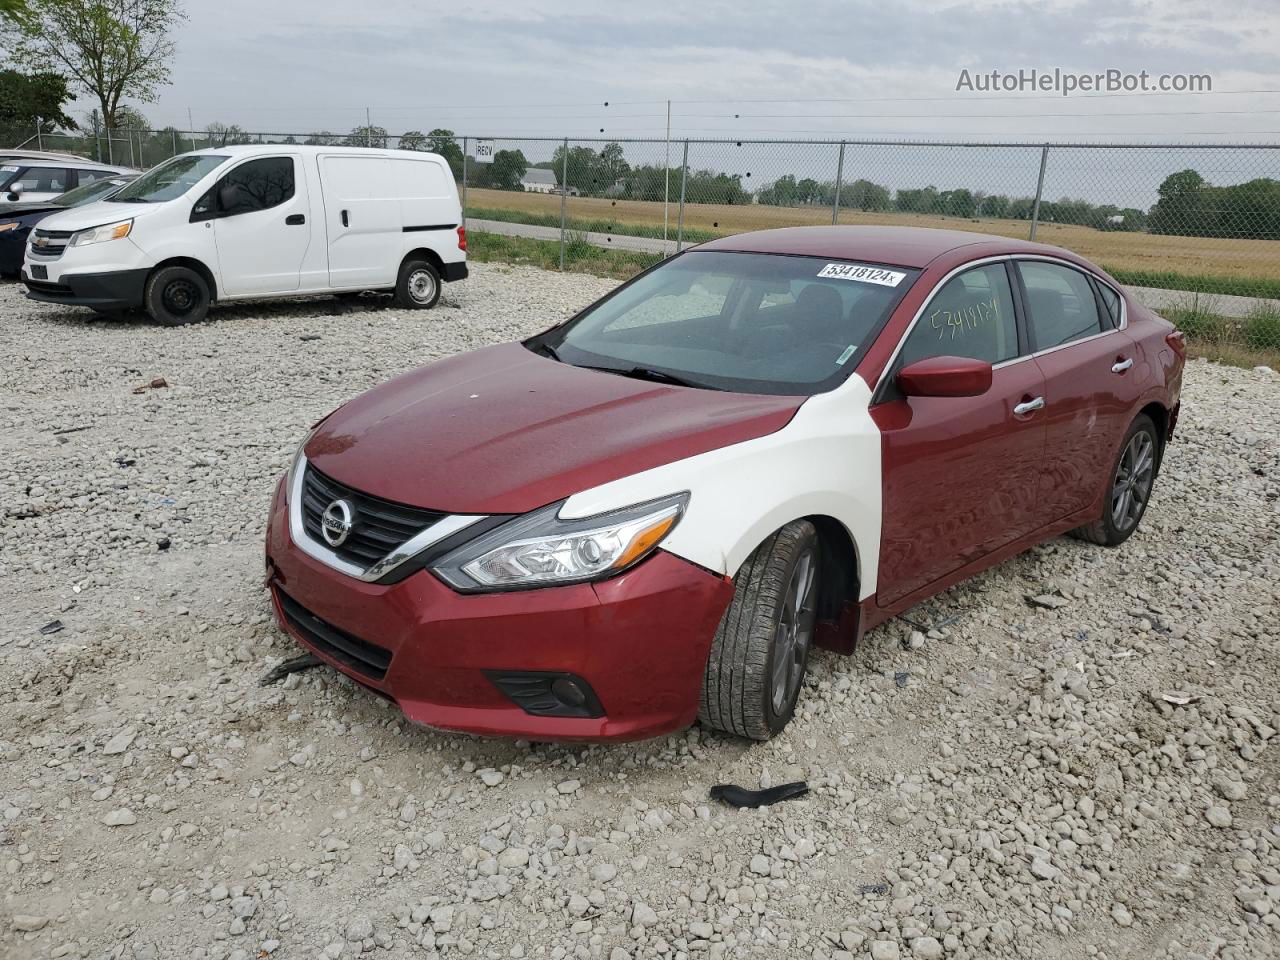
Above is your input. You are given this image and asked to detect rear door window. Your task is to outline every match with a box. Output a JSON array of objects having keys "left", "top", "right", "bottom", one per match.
[
  {"left": 1018, "top": 261, "right": 1104, "bottom": 350},
  {"left": 11, "top": 167, "right": 71, "bottom": 193}
]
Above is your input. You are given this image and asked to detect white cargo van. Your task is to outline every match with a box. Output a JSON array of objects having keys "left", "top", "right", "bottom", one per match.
[{"left": 21, "top": 145, "right": 466, "bottom": 324}]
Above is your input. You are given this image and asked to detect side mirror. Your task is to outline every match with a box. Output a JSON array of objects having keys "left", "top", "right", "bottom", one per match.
[
  {"left": 9, "top": 182, "right": 23, "bottom": 197},
  {"left": 897, "top": 356, "right": 993, "bottom": 398}
]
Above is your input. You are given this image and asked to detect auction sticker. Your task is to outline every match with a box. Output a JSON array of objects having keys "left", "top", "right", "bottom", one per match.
[{"left": 817, "top": 263, "right": 906, "bottom": 286}]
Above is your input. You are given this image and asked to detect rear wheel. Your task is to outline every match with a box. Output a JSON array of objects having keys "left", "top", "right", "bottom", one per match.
[
  {"left": 144, "top": 265, "right": 211, "bottom": 326},
  {"left": 394, "top": 259, "right": 440, "bottom": 309},
  {"left": 699, "top": 520, "right": 819, "bottom": 740},
  {"left": 1072, "top": 414, "right": 1160, "bottom": 546}
]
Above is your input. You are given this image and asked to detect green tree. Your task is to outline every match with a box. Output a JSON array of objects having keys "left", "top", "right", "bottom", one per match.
[
  {"left": 842, "top": 178, "right": 891, "bottom": 211},
  {"left": 304, "top": 130, "right": 339, "bottom": 146},
  {"left": 1149, "top": 169, "right": 1206, "bottom": 235},
  {"left": 344, "top": 124, "right": 388, "bottom": 148},
  {"left": 427, "top": 128, "right": 463, "bottom": 178},
  {"left": 206, "top": 121, "right": 252, "bottom": 145},
  {"left": 487, "top": 148, "right": 528, "bottom": 190},
  {"left": 597, "top": 141, "right": 629, "bottom": 188},
  {"left": 6, "top": 0, "right": 184, "bottom": 130},
  {"left": 399, "top": 130, "right": 428, "bottom": 151},
  {"left": 114, "top": 103, "right": 148, "bottom": 130},
  {"left": 0, "top": 69, "right": 76, "bottom": 134}
]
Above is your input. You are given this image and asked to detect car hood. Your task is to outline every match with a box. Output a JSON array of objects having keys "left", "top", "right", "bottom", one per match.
[
  {"left": 34, "top": 198, "right": 168, "bottom": 231},
  {"left": 305, "top": 342, "right": 806, "bottom": 515}
]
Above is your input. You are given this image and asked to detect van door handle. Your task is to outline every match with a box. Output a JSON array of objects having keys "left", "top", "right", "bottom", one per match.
[
  {"left": 1013, "top": 396, "right": 1045, "bottom": 416},
  {"left": 341, "top": 210, "right": 349, "bottom": 227},
  {"left": 285, "top": 214, "right": 305, "bottom": 225},
  {"left": 1112, "top": 357, "right": 1134, "bottom": 373}
]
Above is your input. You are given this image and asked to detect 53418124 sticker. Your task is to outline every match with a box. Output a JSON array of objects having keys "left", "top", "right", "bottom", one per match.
[{"left": 816, "top": 263, "right": 906, "bottom": 287}]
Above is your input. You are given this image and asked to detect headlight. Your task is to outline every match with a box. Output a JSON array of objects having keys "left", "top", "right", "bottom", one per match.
[
  {"left": 70, "top": 218, "right": 133, "bottom": 246},
  {"left": 432, "top": 493, "right": 689, "bottom": 592},
  {"left": 0, "top": 222, "right": 19, "bottom": 233}
]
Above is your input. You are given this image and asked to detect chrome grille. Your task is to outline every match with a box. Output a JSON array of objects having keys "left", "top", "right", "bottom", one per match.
[{"left": 29, "top": 228, "right": 72, "bottom": 260}]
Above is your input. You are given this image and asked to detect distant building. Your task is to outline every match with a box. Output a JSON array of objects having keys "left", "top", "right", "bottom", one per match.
[{"left": 520, "top": 168, "right": 578, "bottom": 195}]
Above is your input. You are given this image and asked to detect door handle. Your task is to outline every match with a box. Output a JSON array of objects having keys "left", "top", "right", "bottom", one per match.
[
  {"left": 340, "top": 210, "right": 349, "bottom": 227},
  {"left": 285, "top": 214, "right": 305, "bottom": 225},
  {"left": 1014, "top": 396, "right": 1045, "bottom": 416},
  {"left": 1112, "top": 357, "right": 1134, "bottom": 373}
]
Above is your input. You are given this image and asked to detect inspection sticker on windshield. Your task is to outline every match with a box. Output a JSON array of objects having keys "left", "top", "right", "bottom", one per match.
[{"left": 817, "top": 263, "right": 906, "bottom": 286}]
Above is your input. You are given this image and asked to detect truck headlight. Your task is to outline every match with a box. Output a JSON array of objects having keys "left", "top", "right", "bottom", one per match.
[
  {"left": 70, "top": 218, "right": 133, "bottom": 246},
  {"left": 432, "top": 493, "right": 688, "bottom": 592}
]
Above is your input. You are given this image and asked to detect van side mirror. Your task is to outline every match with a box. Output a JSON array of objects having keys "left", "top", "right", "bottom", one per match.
[
  {"left": 9, "top": 182, "right": 23, "bottom": 197},
  {"left": 897, "top": 356, "right": 993, "bottom": 398}
]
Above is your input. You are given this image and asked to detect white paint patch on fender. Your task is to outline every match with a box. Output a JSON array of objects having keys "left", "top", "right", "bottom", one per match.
[{"left": 562, "top": 376, "right": 883, "bottom": 599}]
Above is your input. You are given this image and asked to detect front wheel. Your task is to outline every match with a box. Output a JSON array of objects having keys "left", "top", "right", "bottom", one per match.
[
  {"left": 393, "top": 259, "right": 440, "bottom": 309},
  {"left": 699, "top": 520, "right": 820, "bottom": 741},
  {"left": 144, "top": 265, "right": 211, "bottom": 326},
  {"left": 1072, "top": 414, "right": 1160, "bottom": 546}
]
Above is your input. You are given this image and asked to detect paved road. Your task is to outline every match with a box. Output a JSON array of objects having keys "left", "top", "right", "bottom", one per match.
[{"left": 467, "top": 218, "right": 1276, "bottom": 318}]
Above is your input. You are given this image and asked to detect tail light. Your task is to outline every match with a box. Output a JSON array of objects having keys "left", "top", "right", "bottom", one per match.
[
  {"left": 457, "top": 225, "right": 467, "bottom": 251},
  {"left": 1165, "top": 331, "right": 1186, "bottom": 359}
]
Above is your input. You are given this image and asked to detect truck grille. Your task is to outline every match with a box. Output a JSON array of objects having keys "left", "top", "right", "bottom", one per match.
[
  {"left": 275, "top": 588, "right": 392, "bottom": 681},
  {"left": 300, "top": 464, "right": 447, "bottom": 569}
]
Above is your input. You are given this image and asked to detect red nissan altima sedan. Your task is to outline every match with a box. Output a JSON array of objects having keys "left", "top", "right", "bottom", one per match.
[{"left": 264, "top": 226, "right": 1184, "bottom": 742}]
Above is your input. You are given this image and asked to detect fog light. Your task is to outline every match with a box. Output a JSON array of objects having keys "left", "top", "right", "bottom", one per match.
[
  {"left": 485, "top": 671, "right": 604, "bottom": 718},
  {"left": 551, "top": 676, "right": 588, "bottom": 708}
]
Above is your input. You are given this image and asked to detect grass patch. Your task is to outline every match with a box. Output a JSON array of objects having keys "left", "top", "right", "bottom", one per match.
[
  {"left": 1243, "top": 302, "right": 1280, "bottom": 351},
  {"left": 466, "top": 229, "right": 659, "bottom": 280},
  {"left": 1103, "top": 267, "right": 1280, "bottom": 301}
]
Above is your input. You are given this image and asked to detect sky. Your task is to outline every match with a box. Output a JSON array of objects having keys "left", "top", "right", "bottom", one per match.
[{"left": 92, "top": 0, "right": 1280, "bottom": 144}]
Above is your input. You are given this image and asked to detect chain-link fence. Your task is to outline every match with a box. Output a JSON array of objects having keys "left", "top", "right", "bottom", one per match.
[{"left": 7, "top": 125, "right": 1280, "bottom": 354}]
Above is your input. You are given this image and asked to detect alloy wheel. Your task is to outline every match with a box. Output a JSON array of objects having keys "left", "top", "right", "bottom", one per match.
[
  {"left": 1111, "top": 430, "right": 1155, "bottom": 532},
  {"left": 770, "top": 548, "right": 818, "bottom": 714}
]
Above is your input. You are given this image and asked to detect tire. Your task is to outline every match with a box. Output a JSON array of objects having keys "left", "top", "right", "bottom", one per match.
[
  {"left": 1072, "top": 414, "right": 1160, "bottom": 547},
  {"left": 144, "top": 265, "right": 211, "bottom": 326},
  {"left": 699, "top": 520, "right": 820, "bottom": 740},
  {"left": 393, "top": 259, "right": 440, "bottom": 309}
]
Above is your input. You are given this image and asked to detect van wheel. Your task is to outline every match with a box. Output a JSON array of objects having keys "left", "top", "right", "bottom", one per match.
[
  {"left": 699, "top": 520, "right": 820, "bottom": 741},
  {"left": 145, "top": 266, "right": 211, "bottom": 326},
  {"left": 394, "top": 260, "right": 440, "bottom": 309}
]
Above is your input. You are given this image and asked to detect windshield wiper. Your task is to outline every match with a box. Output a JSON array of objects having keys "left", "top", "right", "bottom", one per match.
[
  {"left": 111, "top": 197, "right": 151, "bottom": 203},
  {"left": 529, "top": 341, "right": 560, "bottom": 361},
  {"left": 582, "top": 364, "right": 715, "bottom": 390}
]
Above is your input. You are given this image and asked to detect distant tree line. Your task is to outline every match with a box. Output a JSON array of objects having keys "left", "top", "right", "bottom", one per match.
[{"left": 1148, "top": 169, "right": 1280, "bottom": 240}]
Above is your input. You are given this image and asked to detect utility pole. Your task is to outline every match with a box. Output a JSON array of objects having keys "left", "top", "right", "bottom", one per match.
[
  {"left": 663, "top": 100, "right": 671, "bottom": 249},
  {"left": 187, "top": 107, "right": 195, "bottom": 150},
  {"left": 366, "top": 107, "right": 373, "bottom": 146}
]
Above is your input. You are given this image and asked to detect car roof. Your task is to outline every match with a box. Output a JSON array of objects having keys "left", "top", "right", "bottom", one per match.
[
  {"left": 182, "top": 144, "right": 445, "bottom": 159},
  {"left": 1, "top": 158, "right": 131, "bottom": 170},
  {"left": 695, "top": 225, "right": 1082, "bottom": 270}
]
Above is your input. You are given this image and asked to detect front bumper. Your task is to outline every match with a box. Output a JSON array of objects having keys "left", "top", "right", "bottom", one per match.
[
  {"left": 264, "top": 477, "right": 733, "bottom": 741},
  {"left": 23, "top": 266, "right": 149, "bottom": 310}
]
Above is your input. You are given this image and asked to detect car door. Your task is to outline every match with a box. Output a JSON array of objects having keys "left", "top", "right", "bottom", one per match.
[
  {"left": 202, "top": 155, "right": 310, "bottom": 296},
  {"left": 320, "top": 155, "right": 400, "bottom": 289},
  {"left": 871, "top": 260, "right": 1047, "bottom": 606},
  {"left": 1016, "top": 259, "right": 1140, "bottom": 523}
]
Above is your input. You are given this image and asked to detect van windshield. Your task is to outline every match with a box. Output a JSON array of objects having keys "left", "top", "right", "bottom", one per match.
[
  {"left": 108, "top": 155, "right": 228, "bottom": 204},
  {"left": 531, "top": 250, "right": 919, "bottom": 395}
]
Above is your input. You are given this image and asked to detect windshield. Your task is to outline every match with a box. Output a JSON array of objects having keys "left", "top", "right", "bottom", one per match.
[
  {"left": 535, "top": 250, "right": 920, "bottom": 395},
  {"left": 108, "top": 154, "right": 228, "bottom": 203},
  {"left": 51, "top": 177, "right": 132, "bottom": 207}
]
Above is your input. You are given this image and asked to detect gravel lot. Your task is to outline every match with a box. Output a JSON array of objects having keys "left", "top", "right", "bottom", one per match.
[{"left": 2, "top": 263, "right": 1279, "bottom": 960}]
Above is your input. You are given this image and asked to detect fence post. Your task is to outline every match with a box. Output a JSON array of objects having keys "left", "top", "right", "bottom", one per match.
[
  {"left": 831, "top": 141, "right": 846, "bottom": 226},
  {"left": 35, "top": 119, "right": 42, "bottom": 150},
  {"left": 676, "top": 140, "right": 689, "bottom": 253},
  {"left": 106, "top": 127, "right": 114, "bottom": 165},
  {"left": 559, "top": 137, "right": 568, "bottom": 270},
  {"left": 172, "top": 128, "right": 178, "bottom": 157},
  {"left": 1029, "top": 143, "right": 1049, "bottom": 241},
  {"left": 461, "top": 136, "right": 468, "bottom": 235},
  {"left": 127, "top": 130, "right": 135, "bottom": 167}
]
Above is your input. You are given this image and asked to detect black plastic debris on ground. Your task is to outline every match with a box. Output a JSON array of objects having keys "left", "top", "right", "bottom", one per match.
[
  {"left": 259, "top": 653, "right": 324, "bottom": 686},
  {"left": 39, "top": 619, "right": 64, "bottom": 635},
  {"left": 709, "top": 781, "right": 808, "bottom": 808}
]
